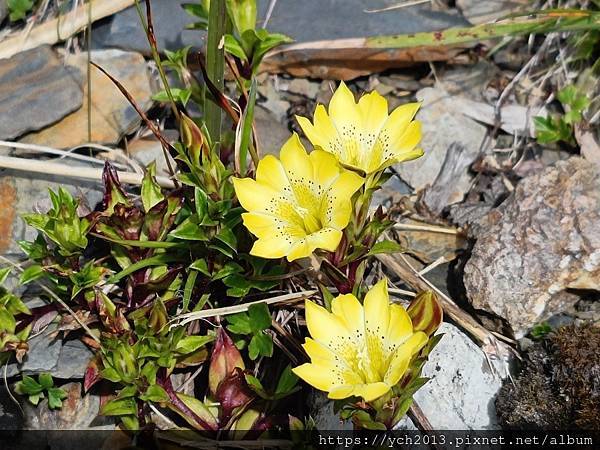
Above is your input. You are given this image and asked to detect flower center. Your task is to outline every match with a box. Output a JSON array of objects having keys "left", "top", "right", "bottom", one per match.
[{"left": 295, "top": 205, "right": 322, "bottom": 234}]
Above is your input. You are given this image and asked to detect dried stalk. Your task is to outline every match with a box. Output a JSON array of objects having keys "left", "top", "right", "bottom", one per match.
[
  {"left": 0, "top": 154, "right": 175, "bottom": 188},
  {"left": 0, "top": 0, "right": 137, "bottom": 60},
  {"left": 172, "top": 290, "right": 317, "bottom": 327}
]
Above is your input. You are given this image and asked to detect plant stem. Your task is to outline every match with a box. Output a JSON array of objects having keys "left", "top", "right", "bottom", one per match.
[{"left": 205, "top": 0, "right": 229, "bottom": 145}]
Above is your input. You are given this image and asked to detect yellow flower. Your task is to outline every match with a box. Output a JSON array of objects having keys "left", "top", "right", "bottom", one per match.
[
  {"left": 297, "top": 82, "right": 423, "bottom": 174},
  {"left": 232, "top": 133, "right": 364, "bottom": 262},
  {"left": 292, "top": 280, "right": 428, "bottom": 402}
]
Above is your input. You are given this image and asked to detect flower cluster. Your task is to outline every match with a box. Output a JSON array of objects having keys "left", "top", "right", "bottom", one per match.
[
  {"left": 233, "top": 82, "right": 441, "bottom": 428},
  {"left": 233, "top": 82, "right": 423, "bottom": 262}
]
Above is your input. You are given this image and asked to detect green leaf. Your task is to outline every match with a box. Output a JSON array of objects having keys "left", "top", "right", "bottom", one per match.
[
  {"left": 47, "top": 387, "right": 68, "bottom": 409},
  {"left": 106, "top": 254, "right": 180, "bottom": 284},
  {"left": 28, "top": 393, "right": 42, "bottom": 405},
  {"left": 190, "top": 259, "right": 210, "bottom": 276},
  {"left": 182, "top": 270, "right": 198, "bottom": 313},
  {"left": 244, "top": 374, "right": 270, "bottom": 399},
  {"left": 121, "top": 415, "right": 140, "bottom": 431},
  {"left": 19, "top": 264, "right": 45, "bottom": 285},
  {"left": 226, "top": 312, "right": 252, "bottom": 335},
  {"left": 100, "top": 397, "right": 138, "bottom": 416},
  {"left": 0, "top": 268, "right": 10, "bottom": 284},
  {"left": 15, "top": 375, "right": 43, "bottom": 395},
  {"left": 8, "top": 0, "right": 34, "bottom": 21},
  {"left": 237, "top": 79, "right": 256, "bottom": 174},
  {"left": 248, "top": 332, "right": 273, "bottom": 360},
  {"left": 275, "top": 364, "right": 299, "bottom": 396},
  {"left": 116, "top": 385, "right": 138, "bottom": 399},
  {"left": 169, "top": 217, "right": 207, "bottom": 241},
  {"left": 223, "top": 34, "right": 248, "bottom": 60},
  {"left": 248, "top": 302, "right": 271, "bottom": 332},
  {"left": 175, "top": 335, "right": 214, "bottom": 354},
  {"left": 0, "top": 306, "right": 16, "bottom": 334},
  {"left": 152, "top": 88, "right": 192, "bottom": 106},
  {"left": 141, "top": 162, "right": 164, "bottom": 212},
  {"left": 139, "top": 384, "right": 169, "bottom": 403},
  {"left": 38, "top": 373, "right": 54, "bottom": 390},
  {"left": 367, "top": 240, "right": 404, "bottom": 256},
  {"left": 100, "top": 367, "right": 122, "bottom": 383}
]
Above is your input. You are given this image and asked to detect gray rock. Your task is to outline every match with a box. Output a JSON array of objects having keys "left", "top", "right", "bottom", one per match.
[
  {"left": 22, "top": 382, "right": 113, "bottom": 430},
  {"left": 21, "top": 49, "right": 154, "bottom": 148},
  {"left": 457, "top": 0, "right": 522, "bottom": 25},
  {"left": 395, "top": 87, "right": 487, "bottom": 203},
  {"left": 464, "top": 157, "right": 600, "bottom": 338},
  {"left": 255, "top": 106, "right": 293, "bottom": 156},
  {"left": 127, "top": 130, "right": 179, "bottom": 176},
  {"left": 308, "top": 391, "right": 352, "bottom": 431},
  {"left": 414, "top": 323, "right": 503, "bottom": 429},
  {"left": 257, "top": 77, "right": 291, "bottom": 124},
  {"left": 0, "top": 166, "right": 103, "bottom": 256},
  {"left": 438, "top": 60, "right": 500, "bottom": 101},
  {"left": 7, "top": 329, "right": 93, "bottom": 379},
  {"left": 0, "top": 46, "right": 83, "bottom": 140},
  {"left": 93, "top": 0, "right": 467, "bottom": 53},
  {"left": 92, "top": 0, "right": 201, "bottom": 54}
]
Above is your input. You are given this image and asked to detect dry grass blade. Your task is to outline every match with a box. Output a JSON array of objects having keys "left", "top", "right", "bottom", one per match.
[
  {"left": 365, "top": 0, "right": 431, "bottom": 13},
  {"left": 0, "top": 155, "right": 174, "bottom": 188},
  {"left": 172, "top": 290, "right": 317, "bottom": 327},
  {"left": 90, "top": 61, "right": 179, "bottom": 187},
  {"left": 394, "top": 223, "right": 460, "bottom": 235}
]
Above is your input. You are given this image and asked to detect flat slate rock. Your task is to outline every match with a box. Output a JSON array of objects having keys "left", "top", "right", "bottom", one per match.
[
  {"left": 21, "top": 49, "right": 154, "bottom": 148},
  {"left": 0, "top": 46, "right": 83, "bottom": 140},
  {"left": 92, "top": 0, "right": 469, "bottom": 78}
]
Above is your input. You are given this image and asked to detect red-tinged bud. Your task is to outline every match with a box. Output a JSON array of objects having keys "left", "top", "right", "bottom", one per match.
[
  {"left": 101, "top": 162, "right": 129, "bottom": 213},
  {"left": 216, "top": 367, "right": 253, "bottom": 424},
  {"left": 84, "top": 357, "right": 101, "bottom": 392},
  {"left": 180, "top": 113, "right": 205, "bottom": 166},
  {"left": 407, "top": 291, "right": 443, "bottom": 336},
  {"left": 208, "top": 328, "right": 245, "bottom": 395}
]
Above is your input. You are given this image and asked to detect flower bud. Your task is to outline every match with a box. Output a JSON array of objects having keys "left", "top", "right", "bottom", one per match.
[
  {"left": 208, "top": 328, "right": 245, "bottom": 395},
  {"left": 180, "top": 113, "right": 205, "bottom": 166},
  {"left": 407, "top": 291, "right": 443, "bottom": 336}
]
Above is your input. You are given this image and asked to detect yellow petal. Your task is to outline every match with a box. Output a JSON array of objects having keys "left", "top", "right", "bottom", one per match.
[
  {"left": 232, "top": 177, "right": 277, "bottom": 213},
  {"left": 322, "top": 171, "right": 364, "bottom": 228},
  {"left": 241, "top": 212, "right": 278, "bottom": 239},
  {"left": 386, "top": 303, "right": 414, "bottom": 346},
  {"left": 328, "top": 81, "right": 361, "bottom": 134},
  {"left": 352, "top": 382, "right": 390, "bottom": 402},
  {"left": 302, "top": 337, "right": 336, "bottom": 364},
  {"left": 394, "top": 121, "right": 422, "bottom": 155},
  {"left": 305, "top": 299, "right": 349, "bottom": 346},
  {"left": 358, "top": 91, "right": 388, "bottom": 136},
  {"left": 383, "top": 332, "right": 428, "bottom": 386},
  {"left": 292, "top": 363, "right": 333, "bottom": 391},
  {"left": 394, "top": 147, "right": 424, "bottom": 165},
  {"left": 287, "top": 239, "right": 312, "bottom": 261},
  {"left": 307, "top": 227, "right": 343, "bottom": 253},
  {"left": 327, "top": 384, "right": 356, "bottom": 400},
  {"left": 297, "top": 105, "right": 340, "bottom": 158},
  {"left": 255, "top": 154, "right": 289, "bottom": 192},
  {"left": 383, "top": 102, "right": 421, "bottom": 137},
  {"left": 250, "top": 235, "right": 295, "bottom": 259},
  {"left": 330, "top": 171, "right": 364, "bottom": 199},
  {"left": 279, "top": 133, "right": 312, "bottom": 183},
  {"left": 364, "top": 279, "right": 391, "bottom": 338},
  {"left": 309, "top": 150, "right": 341, "bottom": 188},
  {"left": 331, "top": 293, "right": 364, "bottom": 334}
]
